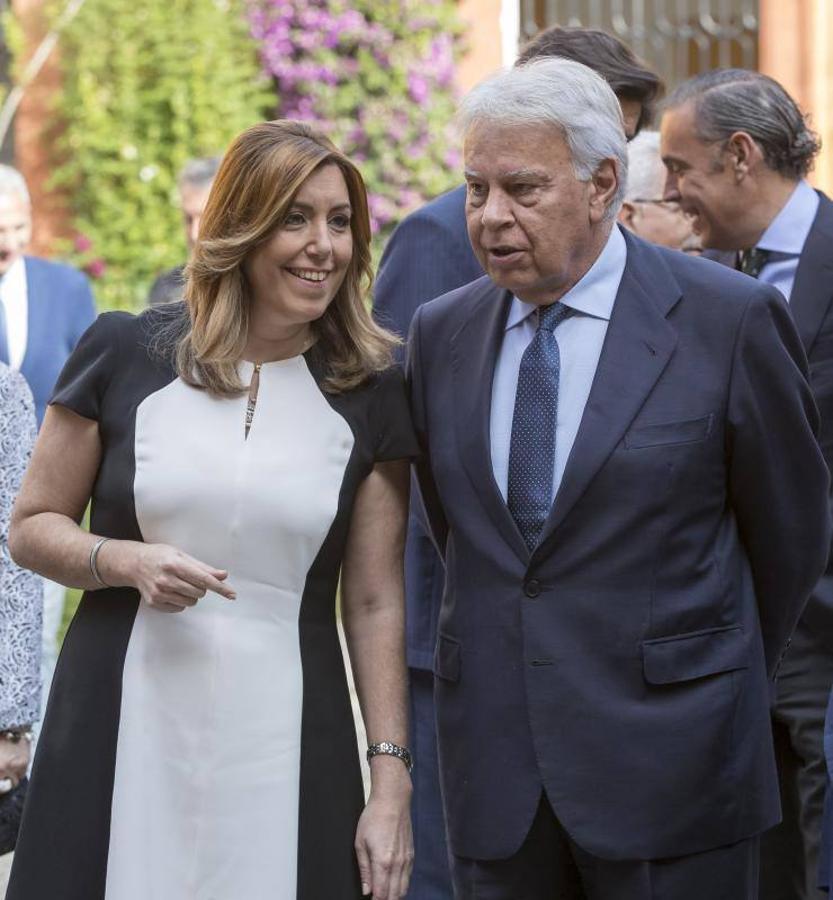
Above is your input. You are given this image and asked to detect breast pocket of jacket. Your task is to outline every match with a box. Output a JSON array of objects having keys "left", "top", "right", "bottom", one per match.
[
  {"left": 642, "top": 624, "right": 749, "bottom": 685},
  {"left": 624, "top": 414, "right": 714, "bottom": 450}
]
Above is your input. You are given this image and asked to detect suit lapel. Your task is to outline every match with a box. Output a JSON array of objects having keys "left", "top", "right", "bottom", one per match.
[
  {"left": 450, "top": 279, "right": 530, "bottom": 561},
  {"left": 534, "top": 236, "right": 680, "bottom": 559},
  {"left": 789, "top": 192, "right": 833, "bottom": 354}
]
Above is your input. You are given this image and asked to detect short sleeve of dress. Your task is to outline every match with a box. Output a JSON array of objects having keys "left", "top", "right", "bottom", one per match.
[
  {"left": 372, "top": 365, "right": 420, "bottom": 463},
  {"left": 50, "top": 311, "right": 126, "bottom": 420}
]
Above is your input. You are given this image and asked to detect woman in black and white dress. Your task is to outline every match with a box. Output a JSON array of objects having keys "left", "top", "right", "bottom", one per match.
[{"left": 8, "top": 121, "right": 415, "bottom": 900}]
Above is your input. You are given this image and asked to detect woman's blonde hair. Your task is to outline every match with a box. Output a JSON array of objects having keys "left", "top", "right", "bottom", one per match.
[{"left": 177, "top": 119, "right": 398, "bottom": 395}]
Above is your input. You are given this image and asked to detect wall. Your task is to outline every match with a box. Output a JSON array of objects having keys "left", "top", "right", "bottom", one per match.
[{"left": 759, "top": 0, "right": 833, "bottom": 193}]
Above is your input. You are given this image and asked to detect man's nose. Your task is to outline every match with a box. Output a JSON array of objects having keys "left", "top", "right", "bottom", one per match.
[
  {"left": 663, "top": 171, "right": 680, "bottom": 202},
  {"left": 480, "top": 191, "right": 513, "bottom": 230}
]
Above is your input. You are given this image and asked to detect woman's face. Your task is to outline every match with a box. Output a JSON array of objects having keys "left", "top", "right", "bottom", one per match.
[{"left": 244, "top": 163, "right": 353, "bottom": 328}]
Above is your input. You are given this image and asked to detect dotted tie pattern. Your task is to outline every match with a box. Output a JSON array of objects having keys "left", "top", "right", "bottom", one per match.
[
  {"left": 738, "top": 247, "right": 770, "bottom": 279},
  {"left": 507, "top": 302, "right": 573, "bottom": 550}
]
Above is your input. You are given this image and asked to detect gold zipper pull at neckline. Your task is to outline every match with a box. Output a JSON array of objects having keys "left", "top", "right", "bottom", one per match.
[{"left": 244, "top": 362, "right": 262, "bottom": 440}]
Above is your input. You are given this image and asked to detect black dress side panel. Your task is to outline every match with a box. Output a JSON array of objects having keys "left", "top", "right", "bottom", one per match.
[
  {"left": 7, "top": 309, "right": 176, "bottom": 899},
  {"left": 8, "top": 590, "right": 141, "bottom": 899},
  {"left": 296, "top": 363, "right": 417, "bottom": 899}
]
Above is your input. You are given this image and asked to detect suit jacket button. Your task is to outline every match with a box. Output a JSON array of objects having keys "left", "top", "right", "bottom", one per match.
[{"left": 524, "top": 579, "right": 541, "bottom": 598}]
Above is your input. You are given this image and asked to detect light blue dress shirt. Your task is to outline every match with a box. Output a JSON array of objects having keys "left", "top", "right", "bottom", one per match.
[
  {"left": 756, "top": 179, "right": 819, "bottom": 303},
  {"left": 490, "top": 225, "right": 628, "bottom": 503}
]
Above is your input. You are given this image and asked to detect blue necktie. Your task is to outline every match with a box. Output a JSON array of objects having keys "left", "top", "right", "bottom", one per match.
[
  {"left": 738, "top": 247, "right": 770, "bottom": 279},
  {"left": 507, "top": 302, "right": 572, "bottom": 550},
  {"left": 0, "top": 302, "right": 8, "bottom": 365}
]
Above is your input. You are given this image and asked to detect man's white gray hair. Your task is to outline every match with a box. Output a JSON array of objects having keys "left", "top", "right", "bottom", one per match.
[
  {"left": 178, "top": 156, "right": 220, "bottom": 191},
  {"left": 0, "top": 165, "right": 31, "bottom": 205},
  {"left": 624, "top": 131, "right": 665, "bottom": 202},
  {"left": 459, "top": 56, "right": 628, "bottom": 218}
]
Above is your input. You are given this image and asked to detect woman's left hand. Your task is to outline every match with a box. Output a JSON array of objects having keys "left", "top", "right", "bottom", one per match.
[
  {"left": 354, "top": 759, "right": 414, "bottom": 899},
  {"left": 0, "top": 736, "right": 30, "bottom": 791}
]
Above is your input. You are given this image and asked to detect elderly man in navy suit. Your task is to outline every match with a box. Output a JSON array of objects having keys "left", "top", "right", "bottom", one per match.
[
  {"left": 661, "top": 70, "right": 833, "bottom": 900},
  {"left": 407, "top": 57, "right": 831, "bottom": 899},
  {"left": 374, "top": 27, "right": 661, "bottom": 899},
  {"left": 0, "top": 164, "right": 96, "bottom": 719}
]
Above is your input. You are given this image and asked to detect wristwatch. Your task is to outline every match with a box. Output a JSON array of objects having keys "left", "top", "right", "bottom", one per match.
[{"left": 366, "top": 741, "right": 413, "bottom": 773}]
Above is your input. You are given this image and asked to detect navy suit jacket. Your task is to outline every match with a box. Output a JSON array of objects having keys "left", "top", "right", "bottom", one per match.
[
  {"left": 706, "top": 194, "right": 833, "bottom": 632},
  {"left": 374, "top": 185, "right": 482, "bottom": 669},
  {"left": 19, "top": 256, "right": 96, "bottom": 425},
  {"left": 789, "top": 193, "right": 833, "bottom": 621},
  {"left": 408, "top": 229, "right": 832, "bottom": 862}
]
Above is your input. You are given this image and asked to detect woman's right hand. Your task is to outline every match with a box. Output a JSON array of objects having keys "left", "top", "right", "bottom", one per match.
[
  {"left": 0, "top": 737, "right": 30, "bottom": 789},
  {"left": 103, "top": 541, "right": 236, "bottom": 613}
]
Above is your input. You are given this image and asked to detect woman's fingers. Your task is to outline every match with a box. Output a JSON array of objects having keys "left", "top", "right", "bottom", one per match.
[
  {"left": 370, "top": 845, "right": 394, "bottom": 900},
  {"left": 356, "top": 839, "right": 372, "bottom": 896},
  {"left": 141, "top": 547, "right": 237, "bottom": 607},
  {"left": 397, "top": 844, "right": 413, "bottom": 899},
  {"left": 174, "top": 555, "right": 236, "bottom": 600},
  {"left": 151, "top": 600, "right": 187, "bottom": 614},
  {"left": 145, "top": 587, "right": 205, "bottom": 612}
]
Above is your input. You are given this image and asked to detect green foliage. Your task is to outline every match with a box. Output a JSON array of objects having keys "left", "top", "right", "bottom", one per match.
[
  {"left": 59, "top": 587, "right": 79, "bottom": 646},
  {"left": 1, "top": 7, "right": 25, "bottom": 82},
  {"left": 50, "top": 0, "right": 273, "bottom": 311},
  {"left": 247, "top": 0, "right": 465, "bottom": 241}
]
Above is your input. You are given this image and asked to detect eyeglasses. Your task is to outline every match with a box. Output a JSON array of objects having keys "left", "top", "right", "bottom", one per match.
[{"left": 630, "top": 198, "right": 683, "bottom": 211}]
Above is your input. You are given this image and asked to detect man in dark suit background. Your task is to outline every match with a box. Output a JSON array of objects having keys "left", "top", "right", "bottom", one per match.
[
  {"left": 408, "top": 56, "right": 831, "bottom": 899},
  {"left": 147, "top": 156, "right": 219, "bottom": 306},
  {"left": 373, "top": 28, "right": 661, "bottom": 899},
  {"left": 661, "top": 70, "right": 833, "bottom": 900},
  {"left": 0, "top": 163, "right": 96, "bottom": 728}
]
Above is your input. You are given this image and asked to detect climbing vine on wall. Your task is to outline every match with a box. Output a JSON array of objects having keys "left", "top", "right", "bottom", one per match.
[
  {"left": 247, "top": 0, "right": 465, "bottom": 240},
  {"left": 43, "top": 0, "right": 465, "bottom": 310},
  {"left": 49, "top": 0, "right": 273, "bottom": 310}
]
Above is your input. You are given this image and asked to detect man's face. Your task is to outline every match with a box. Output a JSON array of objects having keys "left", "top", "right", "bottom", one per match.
[
  {"left": 180, "top": 183, "right": 212, "bottom": 254},
  {"left": 660, "top": 101, "right": 745, "bottom": 250},
  {"left": 464, "top": 121, "right": 613, "bottom": 305},
  {"left": 618, "top": 199, "right": 700, "bottom": 253},
  {"left": 0, "top": 192, "right": 31, "bottom": 275}
]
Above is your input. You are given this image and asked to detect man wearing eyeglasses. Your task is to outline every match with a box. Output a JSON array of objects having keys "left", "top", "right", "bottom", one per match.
[{"left": 618, "top": 131, "right": 700, "bottom": 253}]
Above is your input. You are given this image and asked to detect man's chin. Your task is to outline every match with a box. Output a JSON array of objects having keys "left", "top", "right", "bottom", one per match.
[{"left": 484, "top": 269, "right": 526, "bottom": 295}]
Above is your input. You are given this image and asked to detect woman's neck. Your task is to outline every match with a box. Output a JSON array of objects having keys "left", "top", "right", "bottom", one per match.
[{"left": 242, "top": 321, "right": 313, "bottom": 364}]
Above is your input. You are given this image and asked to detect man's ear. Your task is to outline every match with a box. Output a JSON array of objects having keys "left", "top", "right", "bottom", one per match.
[
  {"left": 618, "top": 201, "right": 636, "bottom": 230},
  {"left": 724, "top": 131, "right": 761, "bottom": 181},
  {"left": 589, "top": 159, "right": 619, "bottom": 223}
]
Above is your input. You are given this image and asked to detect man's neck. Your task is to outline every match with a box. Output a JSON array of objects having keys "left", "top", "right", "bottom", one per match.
[{"left": 738, "top": 175, "right": 801, "bottom": 250}]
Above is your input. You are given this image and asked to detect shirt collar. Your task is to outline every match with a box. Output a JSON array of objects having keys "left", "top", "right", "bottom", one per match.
[
  {"left": 756, "top": 179, "right": 819, "bottom": 255},
  {"left": 505, "top": 225, "right": 627, "bottom": 331},
  {"left": 0, "top": 256, "right": 25, "bottom": 298}
]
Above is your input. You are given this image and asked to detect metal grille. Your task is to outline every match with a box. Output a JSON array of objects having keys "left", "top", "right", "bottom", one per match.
[{"left": 520, "top": 0, "right": 759, "bottom": 90}]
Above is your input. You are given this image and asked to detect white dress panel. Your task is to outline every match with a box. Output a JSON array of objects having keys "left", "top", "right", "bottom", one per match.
[{"left": 104, "top": 356, "right": 355, "bottom": 900}]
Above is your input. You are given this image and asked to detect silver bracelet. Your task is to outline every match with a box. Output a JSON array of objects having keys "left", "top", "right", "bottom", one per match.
[
  {"left": 366, "top": 741, "right": 413, "bottom": 773},
  {"left": 0, "top": 728, "right": 33, "bottom": 744},
  {"left": 89, "top": 537, "right": 112, "bottom": 587}
]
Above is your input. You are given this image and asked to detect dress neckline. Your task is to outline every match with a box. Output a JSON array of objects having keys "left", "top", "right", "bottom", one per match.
[{"left": 238, "top": 353, "right": 308, "bottom": 376}]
